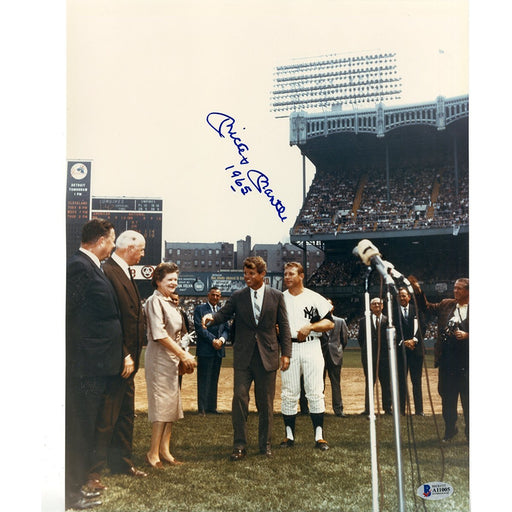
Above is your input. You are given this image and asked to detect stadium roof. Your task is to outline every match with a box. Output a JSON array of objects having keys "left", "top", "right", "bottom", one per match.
[
  {"left": 288, "top": 95, "right": 468, "bottom": 246},
  {"left": 290, "top": 95, "right": 468, "bottom": 172}
]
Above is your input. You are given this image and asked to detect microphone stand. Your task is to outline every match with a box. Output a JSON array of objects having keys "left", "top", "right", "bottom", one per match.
[
  {"left": 384, "top": 286, "right": 406, "bottom": 512},
  {"left": 354, "top": 240, "right": 407, "bottom": 510},
  {"left": 363, "top": 267, "right": 380, "bottom": 512}
]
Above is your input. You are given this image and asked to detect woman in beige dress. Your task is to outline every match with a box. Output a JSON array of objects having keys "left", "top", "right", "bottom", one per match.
[{"left": 144, "top": 262, "right": 196, "bottom": 468}]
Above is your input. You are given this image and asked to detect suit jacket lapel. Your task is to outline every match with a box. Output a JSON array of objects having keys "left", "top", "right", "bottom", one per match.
[{"left": 111, "top": 259, "right": 140, "bottom": 306}]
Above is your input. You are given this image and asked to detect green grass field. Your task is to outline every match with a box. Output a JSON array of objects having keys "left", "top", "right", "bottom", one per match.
[
  {"left": 90, "top": 412, "right": 469, "bottom": 512},
  {"left": 87, "top": 347, "right": 467, "bottom": 512}
]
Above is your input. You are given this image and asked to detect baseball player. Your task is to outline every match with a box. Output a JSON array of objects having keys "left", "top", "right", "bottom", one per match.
[{"left": 280, "top": 262, "right": 335, "bottom": 451}]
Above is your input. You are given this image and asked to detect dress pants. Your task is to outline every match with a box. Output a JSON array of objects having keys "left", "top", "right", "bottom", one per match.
[
  {"left": 66, "top": 375, "right": 108, "bottom": 506},
  {"left": 397, "top": 347, "right": 424, "bottom": 414},
  {"left": 232, "top": 346, "right": 276, "bottom": 452},
  {"left": 438, "top": 367, "right": 469, "bottom": 439},
  {"left": 362, "top": 353, "right": 391, "bottom": 413},
  {"left": 90, "top": 374, "right": 136, "bottom": 475},
  {"left": 197, "top": 355, "right": 222, "bottom": 413},
  {"left": 323, "top": 352, "right": 343, "bottom": 415}
]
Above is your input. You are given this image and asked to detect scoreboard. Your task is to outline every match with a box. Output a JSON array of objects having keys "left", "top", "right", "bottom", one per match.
[
  {"left": 66, "top": 161, "right": 91, "bottom": 260},
  {"left": 91, "top": 198, "right": 163, "bottom": 212},
  {"left": 92, "top": 197, "right": 163, "bottom": 264},
  {"left": 66, "top": 161, "right": 164, "bottom": 264}
]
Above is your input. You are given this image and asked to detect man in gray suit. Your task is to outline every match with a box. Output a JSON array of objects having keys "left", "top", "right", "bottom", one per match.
[
  {"left": 203, "top": 256, "right": 291, "bottom": 460},
  {"left": 321, "top": 299, "right": 349, "bottom": 417}
]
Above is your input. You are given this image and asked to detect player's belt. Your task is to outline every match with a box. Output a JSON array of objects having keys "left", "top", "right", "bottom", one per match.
[{"left": 291, "top": 336, "right": 317, "bottom": 343}]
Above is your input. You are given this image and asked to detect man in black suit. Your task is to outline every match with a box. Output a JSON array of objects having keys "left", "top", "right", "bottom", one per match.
[
  {"left": 321, "top": 300, "right": 349, "bottom": 417},
  {"left": 194, "top": 287, "right": 230, "bottom": 415},
  {"left": 202, "top": 256, "right": 292, "bottom": 460},
  {"left": 66, "top": 219, "right": 123, "bottom": 509},
  {"left": 357, "top": 297, "right": 391, "bottom": 415},
  {"left": 88, "top": 230, "right": 148, "bottom": 483},
  {"left": 411, "top": 277, "right": 469, "bottom": 442},
  {"left": 396, "top": 287, "right": 424, "bottom": 416}
]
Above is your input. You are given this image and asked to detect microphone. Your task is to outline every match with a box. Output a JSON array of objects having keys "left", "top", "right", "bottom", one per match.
[
  {"left": 352, "top": 239, "right": 394, "bottom": 285},
  {"left": 353, "top": 239, "right": 413, "bottom": 293}
]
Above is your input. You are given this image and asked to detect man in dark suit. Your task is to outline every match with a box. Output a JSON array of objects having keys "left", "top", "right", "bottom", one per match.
[
  {"left": 194, "top": 287, "right": 230, "bottom": 415},
  {"left": 357, "top": 297, "right": 391, "bottom": 415},
  {"left": 321, "top": 299, "right": 349, "bottom": 417},
  {"left": 411, "top": 277, "right": 469, "bottom": 442},
  {"left": 396, "top": 287, "right": 425, "bottom": 416},
  {"left": 88, "top": 230, "right": 148, "bottom": 483},
  {"left": 66, "top": 219, "right": 123, "bottom": 509},
  {"left": 202, "top": 256, "right": 292, "bottom": 460}
]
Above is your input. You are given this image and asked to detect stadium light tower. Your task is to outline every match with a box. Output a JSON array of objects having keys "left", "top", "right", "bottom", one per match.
[{"left": 270, "top": 51, "right": 402, "bottom": 116}]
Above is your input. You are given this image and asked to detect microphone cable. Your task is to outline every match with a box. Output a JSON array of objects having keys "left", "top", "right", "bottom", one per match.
[
  {"left": 395, "top": 296, "right": 428, "bottom": 512},
  {"left": 409, "top": 290, "right": 446, "bottom": 478}
]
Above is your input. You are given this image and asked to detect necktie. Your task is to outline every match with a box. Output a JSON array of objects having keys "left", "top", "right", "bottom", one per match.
[
  {"left": 254, "top": 290, "right": 261, "bottom": 324},
  {"left": 128, "top": 268, "right": 140, "bottom": 296},
  {"left": 403, "top": 307, "right": 408, "bottom": 320}
]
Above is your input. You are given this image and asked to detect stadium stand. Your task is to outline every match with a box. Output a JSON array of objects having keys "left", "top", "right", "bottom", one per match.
[{"left": 288, "top": 95, "right": 469, "bottom": 322}]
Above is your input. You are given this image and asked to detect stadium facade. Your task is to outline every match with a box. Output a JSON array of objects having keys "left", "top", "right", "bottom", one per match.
[{"left": 288, "top": 95, "right": 468, "bottom": 313}]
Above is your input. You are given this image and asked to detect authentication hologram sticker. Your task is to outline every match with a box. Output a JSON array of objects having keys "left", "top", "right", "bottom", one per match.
[{"left": 417, "top": 482, "right": 454, "bottom": 500}]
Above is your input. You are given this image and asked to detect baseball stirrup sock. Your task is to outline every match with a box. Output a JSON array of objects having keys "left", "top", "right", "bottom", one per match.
[
  {"left": 283, "top": 414, "right": 296, "bottom": 440},
  {"left": 310, "top": 412, "right": 324, "bottom": 441}
]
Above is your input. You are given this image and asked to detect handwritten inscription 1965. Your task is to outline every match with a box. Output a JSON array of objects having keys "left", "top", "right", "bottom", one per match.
[{"left": 206, "top": 111, "right": 287, "bottom": 222}]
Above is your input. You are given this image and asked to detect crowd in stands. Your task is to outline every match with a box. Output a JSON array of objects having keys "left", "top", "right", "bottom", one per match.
[
  {"left": 307, "top": 253, "right": 463, "bottom": 289},
  {"left": 292, "top": 165, "right": 469, "bottom": 236}
]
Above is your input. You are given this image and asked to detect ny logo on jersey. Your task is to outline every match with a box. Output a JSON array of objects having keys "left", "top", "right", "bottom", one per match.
[{"left": 303, "top": 306, "right": 320, "bottom": 323}]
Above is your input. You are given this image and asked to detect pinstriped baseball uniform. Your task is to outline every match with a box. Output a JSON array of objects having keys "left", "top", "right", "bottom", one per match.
[{"left": 281, "top": 288, "right": 332, "bottom": 415}]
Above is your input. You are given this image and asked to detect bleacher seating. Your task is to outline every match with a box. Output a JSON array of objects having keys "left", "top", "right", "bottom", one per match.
[{"left": 292, "top": 165, "right": 469, "bottom": 236}]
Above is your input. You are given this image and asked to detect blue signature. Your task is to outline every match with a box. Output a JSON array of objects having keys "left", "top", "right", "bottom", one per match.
[
  {"left": 207, "top": 111, "right": 288, "bottom": 223},
  {"left": 206, "top": 112, "right": 249, "bottom": 165}
]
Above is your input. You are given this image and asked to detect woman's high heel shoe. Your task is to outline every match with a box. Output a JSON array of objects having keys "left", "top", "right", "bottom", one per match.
[
  {"left": 159, "top": 453, "right": 184, "bottom": 465},
  {"left": 145, "top": 453, "right": 164, "bottom": 469}
]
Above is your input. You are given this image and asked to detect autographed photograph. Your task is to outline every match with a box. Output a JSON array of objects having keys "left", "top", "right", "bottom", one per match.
[{"left": 41, "top": 0, "right": 495, "bottom": 510}]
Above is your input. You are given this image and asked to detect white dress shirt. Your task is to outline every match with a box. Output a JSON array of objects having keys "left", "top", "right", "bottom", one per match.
[
  {"left": 111, "top": 251, "right": 132, "bottom": 280},
  {"left": 79, "top": 247, "right": 101, "bottom": 268},
  {"left": 251, "top": 283, "right": 265, "bottom": 324}
]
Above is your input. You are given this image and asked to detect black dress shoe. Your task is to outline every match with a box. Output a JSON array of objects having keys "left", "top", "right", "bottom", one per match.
[
  {"left": 260, "top": 448, "right": 273, "bottom": 457},
  {"left": 80, "top": 489, "right": 101, "bottom": 499},
  {"left": 335, "top": 412, "right": 347, "bottom": 418},
  {"left": 279, "top": 438, "right": 295, "bottom": 448},
  {"left": 315, "top": 439, "right": 329, "bottom": 451},
  {"left": 127, "top": 466, "right": 148, "bottom": 478},
  {"left": 85, "top": 477, "right": 107, "bottom": 491},
  {"left": 416, "top": 412, "right": 425, "bottom": 416},
  {"left": 442, "top": 427, "right": 458, "bottom": 442},
  {"left": 230, "top": 448, "right": 247, "bottom": 461},
  {"left": 68, "top": 496, "right": 102, "bottom": 509}
]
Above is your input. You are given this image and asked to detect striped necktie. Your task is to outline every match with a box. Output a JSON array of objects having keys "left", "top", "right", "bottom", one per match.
[{"left": 254, "top": 290, "right": 261, "bottom": 324}]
